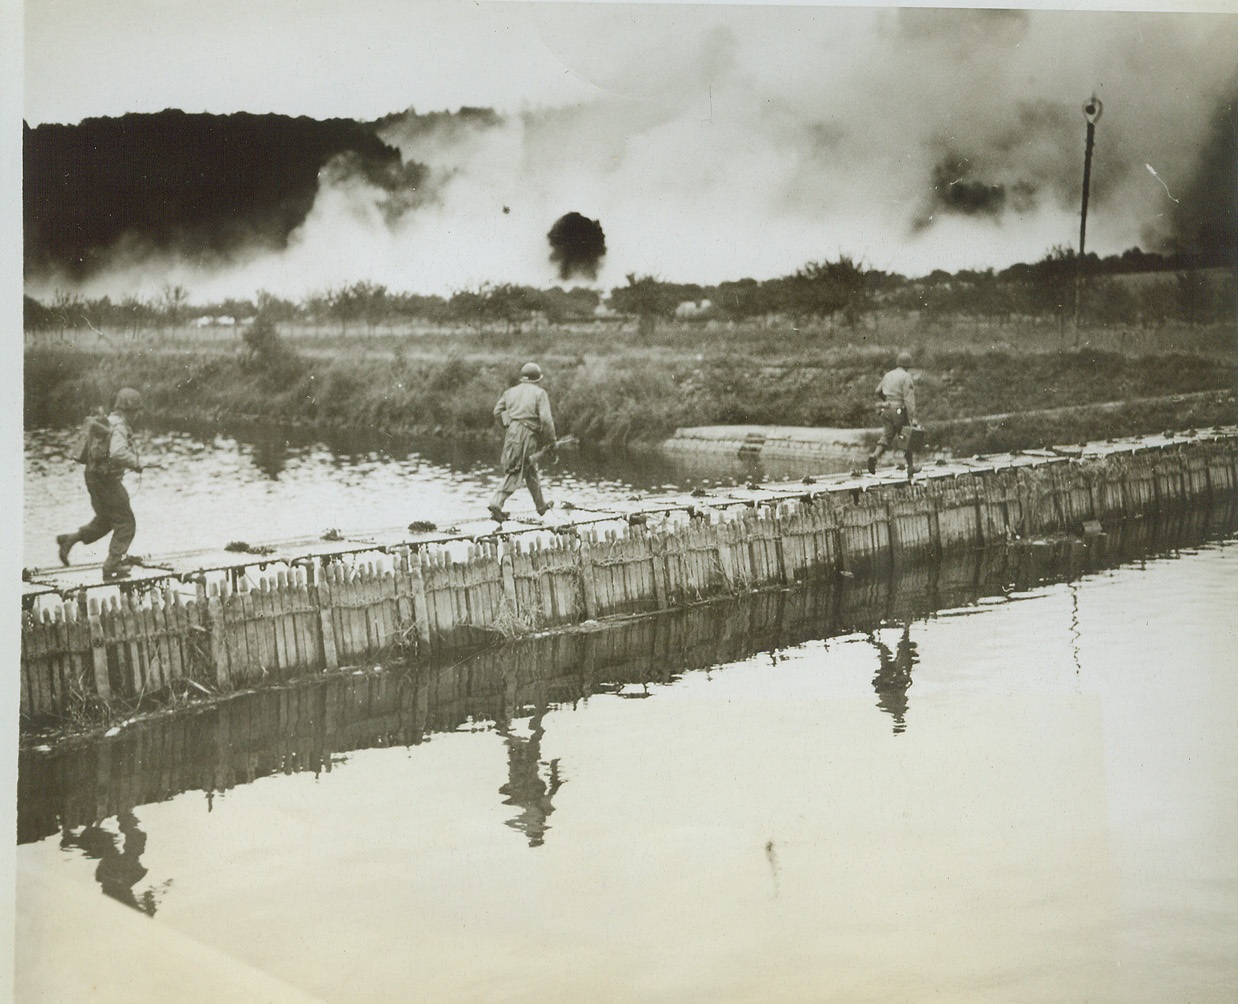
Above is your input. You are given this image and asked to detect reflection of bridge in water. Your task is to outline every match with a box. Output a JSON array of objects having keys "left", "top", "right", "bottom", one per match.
[{"left": 19, "top": 503, "right": 1236, "bottom": 880}]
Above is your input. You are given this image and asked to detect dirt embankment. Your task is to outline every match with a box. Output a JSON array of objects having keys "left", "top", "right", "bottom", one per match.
[{"left": 23, "top": 325, "right": 1238, "bottom": 457}]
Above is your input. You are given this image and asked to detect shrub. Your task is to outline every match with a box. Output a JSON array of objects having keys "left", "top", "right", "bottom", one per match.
[
  {"left": 242, "top": 312, "right": 282, "bottom": 361},
  {"left": 241, "top": 312, "right": 305, "bottom": 386}
]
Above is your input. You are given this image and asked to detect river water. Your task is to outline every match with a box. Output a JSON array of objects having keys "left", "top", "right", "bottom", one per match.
[
  {"left": 16, "top": 427, "right": 1238, "bottom": 1002},
  {"left": 22, "top": 425, "right": 828, "bottom": 570}
]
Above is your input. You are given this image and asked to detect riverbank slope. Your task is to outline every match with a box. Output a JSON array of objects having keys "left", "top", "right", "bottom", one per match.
[{"left": 24, "top": 319, "right": 1237, "bottom": 456}]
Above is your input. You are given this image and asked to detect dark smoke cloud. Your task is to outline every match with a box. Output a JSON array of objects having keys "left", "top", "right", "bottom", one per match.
[
  {"left": 19, "top": 11, "right": 1238, "bottom": 297},
  {"left": 1159, "top": 84, "right": 1237, "bottom": 263},
  {"left": 934, "top": 160, "right": 1007, "bottom": 215},
  {"left": 317, "top": 150, "right": 428, "bottom": 226},
  {"left": 374, "top": 106, "right": 501, "bottom": 152},
  {"left": 22, "top": 110, "right": 424, "bottom": 281},
  {"left": 910, "top": 97, "right": 1075, "bottom": 235},
  {"left": 913, "top": 155, "right": 1038, "bottom": 233},
  {"left": 547, "top": 212, "right": 606, "bottom": 280}
]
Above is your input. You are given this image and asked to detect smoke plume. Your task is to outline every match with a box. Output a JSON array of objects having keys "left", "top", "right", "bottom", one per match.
[
  {"left": 1154, "top": 83, "right": 1237, "bottom": 260},
  {"left": 547, "top": 212, "right": 606, "bottom": 280},
  {"left": 20, "top": 8, "right": 1238, "bottom": 303}
]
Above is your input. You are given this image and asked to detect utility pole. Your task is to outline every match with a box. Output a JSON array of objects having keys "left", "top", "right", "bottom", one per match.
[{"left": 1074, "top": 96, "right": 1103, "bottom": 343}]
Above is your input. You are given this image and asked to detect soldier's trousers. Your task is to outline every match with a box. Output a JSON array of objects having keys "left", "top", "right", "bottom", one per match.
[
  {"left": 875, "top": 409, "right": 908, "bottom": 452},
  {"left": 489, "top": 423, "right": 548, "bottom": 513},
  {"left": 78, "top": 470, "right": 136, "bottom": 566}
]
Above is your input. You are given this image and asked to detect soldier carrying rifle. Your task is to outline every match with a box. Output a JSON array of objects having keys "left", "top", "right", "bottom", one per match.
[{"left": 489, "top": 362, "right": 558, "bottom": 522}]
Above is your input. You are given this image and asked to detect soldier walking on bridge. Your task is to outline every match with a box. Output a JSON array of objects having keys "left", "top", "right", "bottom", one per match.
[
  {"left": 489, "top": 362, "right": 557, "bottom": 522},
  {"left": 56, "top": 387, "right": 145, "bottom": 580},
  {"left": 868, "top": 351, "right": 918, "bottom": 476}
]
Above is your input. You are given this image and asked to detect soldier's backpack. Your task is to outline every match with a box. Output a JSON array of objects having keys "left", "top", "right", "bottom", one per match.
[{"left": 72, "top": 409, "right": 111, "bottom": 467}]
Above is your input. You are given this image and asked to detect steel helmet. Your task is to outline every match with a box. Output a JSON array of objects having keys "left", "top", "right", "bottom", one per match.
[
  {"left": 114, "top": 387, "right": 144, "bottom": 413},
  {"left": 520, "top": 362, "right": 542, "bottom": 382},
  {"left": 896, "top": 351, "right": 913, "bottom": 368}
]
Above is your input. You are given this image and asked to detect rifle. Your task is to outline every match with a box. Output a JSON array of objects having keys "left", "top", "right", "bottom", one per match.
[{"left": 530, "top": 435, "right": 579, "bottom": 464}]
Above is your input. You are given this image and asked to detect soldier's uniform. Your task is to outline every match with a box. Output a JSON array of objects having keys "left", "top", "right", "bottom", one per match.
[
  {"left": 868, "top": 354, "right": 917, "bottom": 474},
  {"left": 489, "top": 364, "right": 557, "bottom": 520},
  {"left": 57, "top": 388, "right": 144, "bottom": 580}
]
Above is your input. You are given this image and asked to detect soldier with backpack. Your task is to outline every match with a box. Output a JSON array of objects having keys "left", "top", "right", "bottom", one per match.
[{"left": 56, "top": 387, "right": 145, "bottom": 580}]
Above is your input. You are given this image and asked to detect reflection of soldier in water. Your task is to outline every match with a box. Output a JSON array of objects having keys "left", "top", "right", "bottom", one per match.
[
  {"left": 497, "top": 703, "right": 564, "bottom": 848},
  {"left": 870, "top": 626, "right": 919, "bottom": 735},
  {"left": 251, "top": 433, "right": 289, "bottom": 479},
  {"left": 60, "top": 808, "right": 157, "bottom": 915}
]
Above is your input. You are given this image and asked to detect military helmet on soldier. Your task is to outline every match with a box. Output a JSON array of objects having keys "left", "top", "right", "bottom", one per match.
[
  {"left": 520, "top": 362, "right": 542, "bottom": 382},
  {"left": 114, "top": 387, "right": 144, "bottom": 413},
  {"left": 896, "top": 351, "right": 913, "bottom": 368}
]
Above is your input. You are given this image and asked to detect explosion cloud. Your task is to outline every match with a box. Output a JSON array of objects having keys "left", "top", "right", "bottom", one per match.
[
  {"left": 19, "top": 5, "right": 1238, "bottom": 302},
  {"left": 547, "top": 212, "right": 607, "bottom": 281},
  {"left": 1157, "top": 87, "right": 1237, "bottom": 257}
]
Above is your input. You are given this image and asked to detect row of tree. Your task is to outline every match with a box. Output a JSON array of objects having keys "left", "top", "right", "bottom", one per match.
[
  {"left": 24, "top": 246, "right": 1234, "bottom": 337},
  {"left": 23, "top": 282, "right": 604, "bottom": 336}
]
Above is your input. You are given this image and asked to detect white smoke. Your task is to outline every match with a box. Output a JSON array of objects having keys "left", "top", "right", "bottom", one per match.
[{"left": 27, "top": 6, "right": 1238, "bottom": 303}]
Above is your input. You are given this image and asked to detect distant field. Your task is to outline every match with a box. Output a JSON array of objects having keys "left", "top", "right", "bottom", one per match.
[
  {"left": 23, "top": 313, "right": 1238, "bottom": 457},
  {"left": 23, "top": 309, "right": 1236, "bottom": 360}
]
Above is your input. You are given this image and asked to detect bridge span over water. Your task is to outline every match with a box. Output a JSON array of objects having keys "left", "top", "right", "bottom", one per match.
[{"left": 20, "top": 427, "right": 1238, "bottom": 724}]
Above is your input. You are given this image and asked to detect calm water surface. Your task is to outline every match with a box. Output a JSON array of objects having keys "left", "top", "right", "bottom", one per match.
[
  {"left": 15, "top": 505, "right": 1238, "bottom": 1002},
  {"left": 19, "top": 428, "right": 1238, "bottom": 1001},
  {"left": 23, "top": 426, "right": 835, "bottom": 569}
]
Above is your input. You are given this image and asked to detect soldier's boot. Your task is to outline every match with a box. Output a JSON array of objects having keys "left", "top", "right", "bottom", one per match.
[
  {"left": 528, "top": 479, "right": 550, "bottom": 517},
  {"left": 102, "top": 562, "right": 131, "bottom": 581},
  {"left": 56, "top": 532, "right": 80, "bottom": 567}
]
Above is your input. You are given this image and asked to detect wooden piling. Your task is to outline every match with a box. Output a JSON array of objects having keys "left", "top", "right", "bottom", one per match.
[
  {"left": 85, "top": 596, "right": 111, "bottom": 702},
  {"left": 313, "top": 564, "right": 339, "bottom": 670},
  {"left": 15, "top": 432, "right": 1238, "bottom": 721},
  {"left": 408, "top": 563, "right": 431, "bottom": 651},
  {"left": 205, "top": 582, "right": 232, "bottom": 687},
  {"left": 577, "top": 537, "right": 599, "bottom": 619}
]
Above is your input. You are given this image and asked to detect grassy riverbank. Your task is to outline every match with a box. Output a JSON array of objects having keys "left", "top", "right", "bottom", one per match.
[{"left": 23, "top": 318, "right": 1238, "bottom": 456}]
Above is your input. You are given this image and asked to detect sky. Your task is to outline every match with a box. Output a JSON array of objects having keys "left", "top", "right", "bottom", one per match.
[{"left": 14, "top": 1, "right": 1238, "bottom": 299}]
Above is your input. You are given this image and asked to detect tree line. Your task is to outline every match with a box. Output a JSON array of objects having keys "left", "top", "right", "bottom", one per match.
[{"left": 24, "top": 245, "right": 1234, "bottom": 338}]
